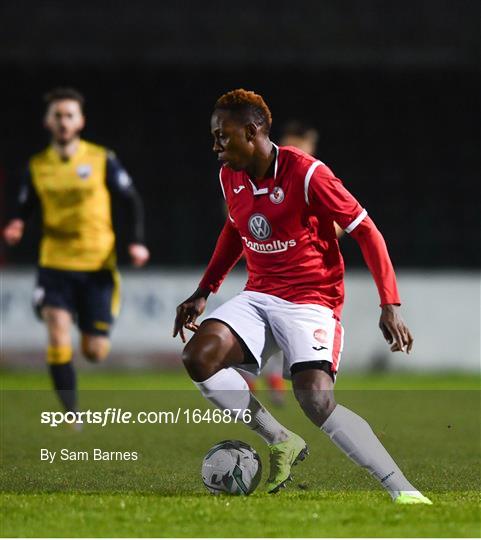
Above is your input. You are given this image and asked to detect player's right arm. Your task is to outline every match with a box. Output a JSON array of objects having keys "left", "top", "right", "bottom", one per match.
[
  {"left": 3, "top": 167, "right": 38, "bottom": 245},
  {"left": 307, "top": 162, "right": 413, "bottom": 354},
  {"left": 106, "top": 152, "right": 150, "bottom": 267},
  {"left": 173, "top": 217, "right": 243, "bottom": 342}
]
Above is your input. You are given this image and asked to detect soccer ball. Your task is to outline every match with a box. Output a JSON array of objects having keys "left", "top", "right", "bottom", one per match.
[{"left": 202, "top": 440, "right": 262, "bottom": 495}]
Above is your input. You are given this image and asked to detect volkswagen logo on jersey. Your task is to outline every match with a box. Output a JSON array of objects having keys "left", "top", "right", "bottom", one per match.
[
  {"left": 248, "top": 214, "right": 272, "bottom": 241},
  {"left": 269, "top": 186, "right": 284, "bottom": 204},
  {"left": 76, "top": 164, "right": 92, "bottom": 180}
]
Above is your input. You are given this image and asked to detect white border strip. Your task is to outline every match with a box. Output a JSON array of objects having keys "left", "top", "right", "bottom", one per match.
[
  {"left": 304, "top": 160, "right": 322, "bottom": 204},
  {"left": 218, "top": 168, "right": 226, "bottom": 199},
  {"left": 272, "top": 143, "right": 279, "bottom": 179},
  {"left": 245, "top": 144, "right": 278, "bottom": 195},
  {"left": 345, "top": 208, "right": 368, "bottom": 233}
]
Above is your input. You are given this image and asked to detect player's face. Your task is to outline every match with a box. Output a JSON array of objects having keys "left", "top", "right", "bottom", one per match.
[
  {"left": 44, "top": 100, "right": 85, "bottom": 145},
  {"left": 211, "top": 111, "right": 254, "bottom": 171}
]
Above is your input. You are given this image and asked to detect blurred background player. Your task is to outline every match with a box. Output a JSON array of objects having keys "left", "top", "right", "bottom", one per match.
[
  {"left": 3, "top": 87, "right": 149, "bottom": 414},
  {"left": 280, "top": 120, "right": 319, "bottom": 155},
  {"left": 244, "top": 121, "right": 344, "bottom": 405}
]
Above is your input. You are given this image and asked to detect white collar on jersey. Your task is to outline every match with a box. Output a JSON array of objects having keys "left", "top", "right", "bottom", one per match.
[{"left": 247, "top": 142, "right": 279, "bottom": 196}]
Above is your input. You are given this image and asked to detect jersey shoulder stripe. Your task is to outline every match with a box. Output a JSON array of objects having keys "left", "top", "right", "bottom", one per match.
[
  {"left": 304, "top": 160, "right": 322, "bottom": 204},
  {"left": 218, "top": 166, "right": 227, "bottom": 199},
  {"left": 279, "top": 147, "right": 329, "bottom": 204}
]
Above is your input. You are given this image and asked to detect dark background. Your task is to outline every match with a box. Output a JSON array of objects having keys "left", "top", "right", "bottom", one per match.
[{"left": 1, "top": 0, "right": 479, "bottom": 268}]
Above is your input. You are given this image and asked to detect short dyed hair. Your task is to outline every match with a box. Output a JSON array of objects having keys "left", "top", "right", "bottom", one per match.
[
  {"left": 214, "top": 89, "right": 272, "bottom": 133},
  {"left": 43, "top": 87, "right": 85, "bottom": 111}
]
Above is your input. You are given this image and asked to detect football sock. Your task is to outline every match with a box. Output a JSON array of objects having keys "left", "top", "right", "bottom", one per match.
[
  {"left": 47, "top": 345, "right": 77, "bottom": 412},
  {"left": 321, "top": 405, "right": 416, "bottom": 498},
  {"left": 195, "top": 368, "right": 290, "bottom": 444},
  {"left": 48, "top": 362, "right": 78, "bottom": 412}
]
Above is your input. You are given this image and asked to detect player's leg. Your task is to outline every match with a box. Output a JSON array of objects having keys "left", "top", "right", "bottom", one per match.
[
  {"left": 78, "top": 269, "right": 119, "bottom": 362},
  {"left": 291, "top": 364, "right": 336, "bottom": 425},
  {"left": 292, "top": 367, "right": 431, "bottom": 503},
  {"left": 183, "top": 319, "right": 292, "bottom": 444},
  {"left": 182, "top": 292, "right": 308, "bottom": 493},
  {"left": 42, "top": 306, "right": 77, "bottom": 412},
  {"left": 34, "top": 267, "right": 77, "bottom": 412},
  {"left": 280, "top": 303, "right": 431, "bottom": 504},
  {"left": 271, "top": 300, "right": 430, "bottom": 502}
]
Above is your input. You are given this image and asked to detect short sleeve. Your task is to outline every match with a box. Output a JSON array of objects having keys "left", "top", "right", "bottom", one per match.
[{"left": 306, "top": 162, "right": 367, "bottom": 233}]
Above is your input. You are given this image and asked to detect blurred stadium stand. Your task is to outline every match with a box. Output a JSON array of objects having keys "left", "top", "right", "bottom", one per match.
[
  {"left": 0, "top": 1, "right": 477, "bottom": 68},
  {"left": 1, "top": 1, "right": 479, "bottom": 370},
  {"left": 2, "top": 269, "right": 480, "bottom": 372}
]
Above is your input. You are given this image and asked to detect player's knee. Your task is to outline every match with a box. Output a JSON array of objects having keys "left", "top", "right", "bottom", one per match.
[
  {"left": 81, "top": 337, "right": 110, "bottom": 363},
  {"left": 293, "top": 384, "right": 336, "bottom": 424},
  {"left": 182, "top": 344, "right": 212, "bottom": 380},
  {"left": 82, "top": 346, "right": 109, "bottom": 363},
  {"left": 292, "top": 368, "right": 336, "bottom": 419},
  {"left": 182, "top": 339, "right": 223, "bottom": 381}
]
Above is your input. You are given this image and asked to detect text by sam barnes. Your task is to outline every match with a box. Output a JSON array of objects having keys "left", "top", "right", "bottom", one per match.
[{"left": 40, "top": 448, "right": 138, "bottom": 463}]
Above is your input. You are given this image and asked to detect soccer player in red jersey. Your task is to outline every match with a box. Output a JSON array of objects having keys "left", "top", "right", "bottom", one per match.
[
  {"left": 173, "top": 89, "right": 431, "bottom": 504},
  {"left": 244, "top": 121, "right": 344, "bottom": 404}
]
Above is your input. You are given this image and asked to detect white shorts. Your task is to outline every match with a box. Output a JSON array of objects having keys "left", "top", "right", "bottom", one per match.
[{"left": 205, "top": 291, "right": 344, "bottom": 380}]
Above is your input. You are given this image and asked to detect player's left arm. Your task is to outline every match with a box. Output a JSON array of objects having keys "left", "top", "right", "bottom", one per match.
[
  {"left": 106, "top": 152, "right": 149, "bottom": 267},
  {"left": 307, "top": 164, "right": 413, "bottom": 354},
  {"left": 349, "top": 217, "right": 413, "bottom": 353},
  {"left": 3, "top": 166, "right": 39, "bottom": 246}
]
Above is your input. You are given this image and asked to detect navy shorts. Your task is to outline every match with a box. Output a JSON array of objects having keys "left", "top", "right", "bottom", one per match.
[{"left": 34, "top": 266, "right": 121, "bottom": 336}]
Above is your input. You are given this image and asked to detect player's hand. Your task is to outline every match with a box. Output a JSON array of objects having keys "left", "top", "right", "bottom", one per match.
[
  {"left": 173, "top": 288, "right": 210, "bottom": 343},
  {"left": 3, "top": 219, "right": 25, "bottom": 246},
  {"left": 379, "top": 304, "right": 413, "bottom": 354},
  {"left": 128, "top": 243, "right": 150, "bottom": 267}
]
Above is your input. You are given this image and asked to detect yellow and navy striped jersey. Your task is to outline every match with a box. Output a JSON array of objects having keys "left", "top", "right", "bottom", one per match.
[{"left": 14, "top": 140, "right": 144, "bottom": 271}]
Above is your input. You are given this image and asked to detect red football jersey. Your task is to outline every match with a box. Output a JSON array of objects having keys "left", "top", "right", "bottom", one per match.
[{"left": 200, "top": 145, "right": 400, "bottom": 317}]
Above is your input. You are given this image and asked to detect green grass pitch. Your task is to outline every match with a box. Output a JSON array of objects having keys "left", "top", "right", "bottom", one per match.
[{"left": 1, "top": 370, "right": 480, "bottom": 537}]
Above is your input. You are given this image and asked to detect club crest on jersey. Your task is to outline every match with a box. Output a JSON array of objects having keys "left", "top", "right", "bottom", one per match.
[
  {"left": 248, "top": 214, "right": 272, "bottom": 241},
  {"left": 76, "top": 164, "right": 92, "bottom": 180},
  {"left": 314, "top": 328, "right": 328, "bottom": 344},
  {"left": 269, "top": 186, "right": 284, "bottom": 204}
]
